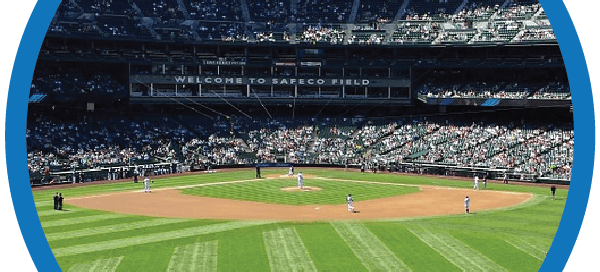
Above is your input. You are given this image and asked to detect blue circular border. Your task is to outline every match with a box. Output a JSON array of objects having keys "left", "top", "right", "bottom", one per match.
[
  {"left": 5, "top": 0, "right": 593, "bottom": 271},
  {"left": 538, "top": 0, "right": 594, "bottom": 270}
]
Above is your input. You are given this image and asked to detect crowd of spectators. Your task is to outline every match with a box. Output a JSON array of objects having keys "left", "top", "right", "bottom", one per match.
[
  {"left": 248, "top": 0, "right": 290, "bottom": 23},
  {"left": 28, "top": 114, "right": 574, "bottom": 183},
  {"left": 186, "top": 0, "right": 242, "bottom": 21},
  {"left": 245, "top": 121, "right": 314, "bottom": 163},
  {"left": 297, "top": 26, "right": 345, "bottom": 44},
  {"left": 30, "top": 73, "right": 126, "bottom": 95},
  {"left": 294, "top": 0, "right": 353, "bottom": 23},
  {"left": 418, "top": 81, "right": 571, "bottom": 100},
  {"left": 45, "top": 1, "right": 555, "bottom": 45}
]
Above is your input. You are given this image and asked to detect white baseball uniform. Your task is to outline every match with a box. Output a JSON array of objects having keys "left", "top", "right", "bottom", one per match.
[
  {"left": 144, "top": 177, "right": 151, "bottom": 193},
  {"left": 288, "top": 166, "right": 294, "bottom": 176},
  {"left": 473, "top": 176, "right": 479, "bottom": 190},
  {"left": 347, "top": 196, "right": 355, "bottom": 211},
  {"left": 464, "top": 197, "right": 470, "bottom": 213},
  {"left": 297, "top": 173, "right": 303, "bottom": 189}
]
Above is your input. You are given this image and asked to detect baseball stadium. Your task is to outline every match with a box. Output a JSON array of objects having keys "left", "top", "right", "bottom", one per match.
[{"left": 28, "top": 0, "right": 571, "bottom": 271}]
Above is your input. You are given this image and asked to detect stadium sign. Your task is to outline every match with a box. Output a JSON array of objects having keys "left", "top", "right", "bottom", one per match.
[
  {"left": 130, "top": 74, "right": 411, "bottom": 87},
  {"left": 201, "top": 60, "right": 246, "bottom": 66},
  {"left": 174, "top": 76, "right": 371, "bottom": 86}
]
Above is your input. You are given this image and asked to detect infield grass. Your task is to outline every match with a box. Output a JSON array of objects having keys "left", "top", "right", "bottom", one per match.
[
  {"left": 180, "top": 178, "right": 420, "bottom": 205},
  {"left": 32, "top": 168, "right": 566, "bottom": 271}
]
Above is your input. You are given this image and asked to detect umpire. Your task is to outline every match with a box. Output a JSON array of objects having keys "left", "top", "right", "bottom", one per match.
[
  {"left": 256, "top": 165, "right": 261, "bottom": 179},
  {"left": 53, "top": 192, "right": 59, "bottom": 210},
  {"left": 57, "top": 193, "right": 64, "bottom": 210}
]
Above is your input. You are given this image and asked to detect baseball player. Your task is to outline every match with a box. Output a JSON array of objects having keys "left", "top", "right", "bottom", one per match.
[
  {"left": 473, "top": 175, "right": 479, "bottom": 190},
  {"left": 464, "top": 196, "right": 470, "bottom": 214},
  {"left": 347, "top": 194, "right": 355, "bottom": 212},
  {"left": 144, "top": 176, "right": 152, "bottom": 193},
  {"left": 551, "top": 185, "right": 556, "bottom": 200},
  {"left": 482, "top": 174, "right": 487, "bottom": 190},
  {"left": 503, "top": 173, "right": 508, "bottom": 184},
  {"left": 288, "top": 166, "right": 294, "bottom": 176},
  {"left": 297, "top": 172, "right": 304, "bottom": 189}
]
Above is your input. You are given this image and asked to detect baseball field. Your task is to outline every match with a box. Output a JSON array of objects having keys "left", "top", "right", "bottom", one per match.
[{"left": 33, "top": 168, "right": 566, "bottom": 271}]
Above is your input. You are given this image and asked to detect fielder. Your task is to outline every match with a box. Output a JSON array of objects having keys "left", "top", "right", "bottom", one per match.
[
  {"left": 473, "top": 175, "right": 479, "bottom": 190},
  {"left": 144, "top": 176, "right": 152, "bottom": 193},
  {"left": 347, "top": 194, "right": 355, "bottom": 212},
  {"left": 297, "top": 172, "right": 304, "bottom": 189},
  {"left": 288, "top": 166, "right": 294, "bottom": 176},
  {"left": 464, "top": 196, "right": 470, "bottom": 214}
]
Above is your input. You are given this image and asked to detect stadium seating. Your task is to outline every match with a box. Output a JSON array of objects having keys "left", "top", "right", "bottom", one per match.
[{"left": 45, "top": 1, "right": 556, "bottom": 46}]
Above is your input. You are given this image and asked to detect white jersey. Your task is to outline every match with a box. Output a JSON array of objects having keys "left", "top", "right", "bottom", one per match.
[
  {"left": 144, "top": 178, "right": 151, "bottom": 192},
  {"left": 474, "top": 176, "right": 479, "bottom": 184},
  {"left": 464, "top": 198, "right": 470, "bottom": 209},
  {"left": 347, "top": 196, "right": 354, "bottom": 205},
  {"left": 289, "top": 167, "right": 294, "bottom": 175},
  {"left": 297, "top": 173, "right": 304, "bottom": 188}
]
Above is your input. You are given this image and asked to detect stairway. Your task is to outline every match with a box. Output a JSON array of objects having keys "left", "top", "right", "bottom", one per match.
[
  {"left": 240, "top": 0, "right": 252, "bottom": 22},
  {"left": 176, "top": 0, "right": 192, "bottom": 20},
  {"left": 347, "top": 0, "right": 360, "bottom": 23},
  {"left": 394, "top": 0, "right": 410, "bottom": 21}
]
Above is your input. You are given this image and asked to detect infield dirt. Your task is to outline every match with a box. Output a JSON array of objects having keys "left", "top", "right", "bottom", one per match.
[{"left": 66, "top": 184, "right": 532, "bottom": 221}]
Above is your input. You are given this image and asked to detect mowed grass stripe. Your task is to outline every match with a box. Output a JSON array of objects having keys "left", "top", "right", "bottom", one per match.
[
  {"left": 218, "top": 226, "right": 271, "bottom": 271},
  {"left": 35, "top": 200, "right": 54, "bottom": 207},
  {"left": 38, "top": 209, "right": 109, "bottom": 222},
  {"left": 406, "top": 225, "right": 506, "bottom": 272},
  {"left": 504, "top": 236, "right": 548, "bottom": 261},
  {"left": 67, "top": 256, "right": 123, "bottom": 272},
  {"left": 45, "top": 218, "right": 191, "bottom": 242},
  {"left": 53, "top": 221, "right": 270, "bottom": 257},
  {"left": 50, "top": 220, "right": 221, "bottom": 249},
  {"left": 331, "top": 222, "right": 411, "bottom": 271},
  {"left": 37, "top": 207, "right": 84, "bottom": 217},
  {"left": 295, "top": 223, "right": 368, "bottom": 271},
  {"left": 451, "top": 230, "right": 542, "bottom": 271},
  {"left": 166, "top": 240, "right": 218, "bottom": 272},
  {"left": 41, "top": 214, "right": 129, "bottom": 228},
  {"left": 42, "top": 216, "right": 150, "bottom": 235},
  {"left": 263, "top": 227, "right": 318, "bottom": 272},
  {"left": 366, "top": 223, "right": 461, "bottom": 271}
]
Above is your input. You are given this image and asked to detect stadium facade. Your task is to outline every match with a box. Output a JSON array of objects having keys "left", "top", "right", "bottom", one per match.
[{"left": 28, "top": 0, "right": 572, "bottom": 185}]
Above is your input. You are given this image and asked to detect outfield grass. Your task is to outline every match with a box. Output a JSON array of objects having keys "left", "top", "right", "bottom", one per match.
[
  {"left": 32, "top": 169, "right": 566, "bottom": 271},
  {"left": 180, "top": 178, "right": 420, "bottom": 205}
]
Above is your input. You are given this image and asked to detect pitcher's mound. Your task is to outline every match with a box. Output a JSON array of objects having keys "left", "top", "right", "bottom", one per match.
[
  {"left": 267, "top": 174, "right": 317, "bottom": 179},
  {"left": 280, "top": 186, "right": 322, "bottom": 192}
]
